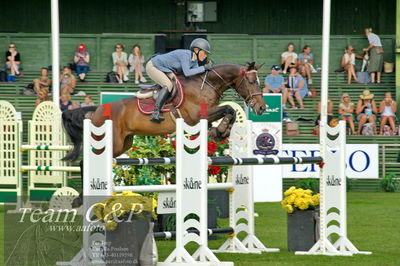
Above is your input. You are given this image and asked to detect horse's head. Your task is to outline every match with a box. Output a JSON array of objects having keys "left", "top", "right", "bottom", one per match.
[{"left": 233, "top": 62, "right": 266, "bottom": 115}]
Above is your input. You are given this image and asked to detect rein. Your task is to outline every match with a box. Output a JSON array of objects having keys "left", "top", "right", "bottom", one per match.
[{"left": 200, "top": 68, "right": 262, "bottom": 106}]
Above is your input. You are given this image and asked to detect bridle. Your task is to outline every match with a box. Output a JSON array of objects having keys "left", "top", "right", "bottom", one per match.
[
  {"left": 200, "top": 68, "right": 262, "bottom": 106},
  {"left": 234, "top": 69, "right": 263, "bottom": 107}
]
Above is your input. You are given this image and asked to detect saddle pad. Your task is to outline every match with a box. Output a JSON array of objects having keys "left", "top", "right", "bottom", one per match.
[{"left": 137, "top": 75, "right": 184, "bottom": 115}]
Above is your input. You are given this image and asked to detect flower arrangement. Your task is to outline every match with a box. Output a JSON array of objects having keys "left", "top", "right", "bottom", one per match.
[
  {"left": 93, "top": 191, "right": 157, "bottom": 231},
  {"left": 281, "top": 186, "right": 320, "bottom": 213},
  {"left": 113, "top": 135, "right": 231, "bottom": 186}
]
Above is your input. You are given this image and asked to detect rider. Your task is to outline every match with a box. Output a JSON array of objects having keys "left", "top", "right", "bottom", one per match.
[{"left": 146, "top": 38, "right": 213, "bottom": 123}]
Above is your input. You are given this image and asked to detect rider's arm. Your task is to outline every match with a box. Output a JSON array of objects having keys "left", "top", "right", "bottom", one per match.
[{"left": 180, "top": 55, "right": 205, "bottom": 77}]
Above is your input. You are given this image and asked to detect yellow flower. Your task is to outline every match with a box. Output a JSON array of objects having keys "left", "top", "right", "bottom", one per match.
[
  {"left": 284, "top": 186, "right": 296, "bottom": 196},
  {"left": 105, "top": 220, "right": 118, "bottom": 231},
  {"left": 304, "top": 189, "right": 313, "bottom": 195},
  {"left": 311, "top": 194, "right": 320, "bottom": 206},
  {"left": 286, "top": 194, "right": 296, "bottom": 205},
  {"left": 285, "top": 204, "right": 294, "bottom": 213}
]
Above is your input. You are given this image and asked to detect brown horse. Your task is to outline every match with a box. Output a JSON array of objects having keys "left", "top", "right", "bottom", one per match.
[{"left": 62, "top": 62, "right": 266, "bottom": 161}]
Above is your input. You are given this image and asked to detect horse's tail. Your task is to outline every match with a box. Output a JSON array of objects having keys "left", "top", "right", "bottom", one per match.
[{"left": 62, "top": 106, "right": 98, "bottom": 161}]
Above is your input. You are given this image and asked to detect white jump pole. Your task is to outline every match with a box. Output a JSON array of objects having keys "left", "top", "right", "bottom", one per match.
[
  {"left": 319, "top": 0, "right": 331, "bottom": 255},
  {"left": 51, "top": 0, "right": 60, "bottom": 105}
]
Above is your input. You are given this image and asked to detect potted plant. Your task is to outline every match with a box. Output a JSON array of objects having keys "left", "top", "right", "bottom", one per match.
[
  {"left": 93, "top": 191, "right": 158, "bottom": 265},
  {"left": 281, "top": 186, "right": 320, "bottom": 252}
]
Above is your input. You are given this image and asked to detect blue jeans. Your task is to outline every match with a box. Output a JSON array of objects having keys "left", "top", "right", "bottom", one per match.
[{"left": 76, "top": 65, "right": 89, "bottom": 74}]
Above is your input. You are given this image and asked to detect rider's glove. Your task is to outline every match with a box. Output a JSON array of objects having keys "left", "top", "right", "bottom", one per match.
[{"left": 204, "top": 63, "right": 213, "bottom": 71}]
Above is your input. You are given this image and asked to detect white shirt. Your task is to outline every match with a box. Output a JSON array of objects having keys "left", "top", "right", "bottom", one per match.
[
  {"left": 344, "top": 53, "right": 355, "bottom": 65},
  {"left": 281, "top": 52, "right": 298, "bottom": 64}
]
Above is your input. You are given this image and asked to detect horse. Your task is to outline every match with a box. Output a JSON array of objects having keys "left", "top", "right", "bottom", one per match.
[{"left": 62, "top": 62, "right": 266, "bottom": 162}]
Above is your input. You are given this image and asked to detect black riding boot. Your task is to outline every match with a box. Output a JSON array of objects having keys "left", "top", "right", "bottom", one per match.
[{"left": 150, "top": 86, "right": 170, "bottom": 123}]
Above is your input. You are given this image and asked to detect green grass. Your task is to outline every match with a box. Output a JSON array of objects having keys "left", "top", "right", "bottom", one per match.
[{"left": 1, "top": 192, "right": 399, "bottom": 265}]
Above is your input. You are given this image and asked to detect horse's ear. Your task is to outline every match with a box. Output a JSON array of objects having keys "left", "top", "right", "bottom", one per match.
[
  {"left": 255, "top": 63, "right": 265, "bottom": 70},
  {"left": 246, "top": 62, "right": 256, "bottom": 70}
]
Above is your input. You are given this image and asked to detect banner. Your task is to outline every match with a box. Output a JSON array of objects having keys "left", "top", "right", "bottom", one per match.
[{"left": 282, "top": 144, "right": 379, "bottom": 179}]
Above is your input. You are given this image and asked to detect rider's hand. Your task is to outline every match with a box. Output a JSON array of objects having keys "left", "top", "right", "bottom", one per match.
[{"left": 204, "top": 63, "right": 213, "bottom": 71}]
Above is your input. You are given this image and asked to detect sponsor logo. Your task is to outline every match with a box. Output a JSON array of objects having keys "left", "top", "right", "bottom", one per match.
[
  {"left": 90, "top": 178, "right": 108, "bottom": 190},
  {"left": 235, "top": 174, "right": 249, "bottom": 185},
  {"left": 253, "top": 130, "right": 279, "bottom": 156},
  {"left": 162, "top": 197, "right": 176, "bottom": 209},
  {"left": 326, "top": 175, "right": 342, "bottom": 186},
  {"left": 183, "top": 177, "right": 202, "bottom": 189}
]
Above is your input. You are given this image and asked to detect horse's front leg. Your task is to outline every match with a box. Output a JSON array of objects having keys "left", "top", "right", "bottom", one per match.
[{"left": 206, "top": 105, "right": 236, "bottom": 141}]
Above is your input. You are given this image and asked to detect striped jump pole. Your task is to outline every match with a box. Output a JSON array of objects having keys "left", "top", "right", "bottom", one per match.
[
  {"left": 20, "top": 145, "right": 74, "bottom": 152},
  {"left": 114, "top": 156, "right": 323, "bottom": 166},
  {"left": 21, "top": 166, "right": 81, "bottom": 173},
  {"left": 154, "top": 227, "right": 234, "bottom": 239}
]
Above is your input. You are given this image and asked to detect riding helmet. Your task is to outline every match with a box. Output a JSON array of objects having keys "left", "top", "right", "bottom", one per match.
[{"left": 189, "top": 38, "right": 211, "bottom": 54}]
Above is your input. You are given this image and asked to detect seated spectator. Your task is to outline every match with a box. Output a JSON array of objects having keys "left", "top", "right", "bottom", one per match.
[
  {"left": 298, "top": 45, "right": 316, "bottom": 85},
  {"left": 60, "top": 93, "right": 73, "bottom": 111},
  {"left": 281, "top": 43, "right": 297, "bottom": 74},
  {"left": 74, "top": 43, "right": 90, "bottom": 82},
  {"left": 379, "top": 92, "right": 397, "bottom": 135},
  {"left": 128, "top": 44, "right": 146, "bottom": 84},
  {"left": 262, "top": 65, "right": 288, "bottom": 108},
  {"left": 5, "top": 43, "right": 22, "bottom": 78},
  {"left": 341, "top": 45, "right": 364, "bottom": 84},
  {"left": 315, "top": 99, "right": 334, "bottom": 126},
  {"left": 112, "top": 43, "right": 129, "bottom": 84},
  {"left": 35, "top": 88, "right": 50, "bottom": 106},
  {"left": 356, "top": 90, "right": 378, "bottom": 135},
  {"left": 81, "top": 95, "right": 95, "bottom": 107},
  {"left": 60, "top": 66, "right": 76, "bottom": 95},
  {"left": 338, "top": 93, "right": 356, "bottom": 135},
  {"left": 286, "top": 67, "right": 308, "bottom": 109},
  {"left": 33, "top": 67, "right": 52, "bottom": 93}
]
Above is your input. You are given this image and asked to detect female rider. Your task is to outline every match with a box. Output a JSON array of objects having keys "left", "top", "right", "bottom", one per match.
[{"left": 146, "top": 38, "right": 212, "bottom": 122}]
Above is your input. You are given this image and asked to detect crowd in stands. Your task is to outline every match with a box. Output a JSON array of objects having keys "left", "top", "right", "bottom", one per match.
[
  {"left": 262, "top": 28, "right": 397, "bottom": 136},
  {"left": 2, "top": 28, "right": 398, "bottom": 135}
]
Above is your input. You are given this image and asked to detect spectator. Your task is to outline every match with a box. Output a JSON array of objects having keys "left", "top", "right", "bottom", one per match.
[
  {"left": 81, "top": 95, "right": 95, "bottom": 107},
  {"left": 35, "top": 88, "right": 50, "bottom": 106},
  {"left": 286, "top": 67, "right": 308, "bottom": 109},
  {"left": 60, "top": 93, "right": 73, "bottom": 111},
  {"left": 70, "top": 101, "right": 81, "bottom": 110},
  {"left": 5, "top": 42, "right": 22, "bottom": 78},
  {"left": 363, "top": 28, "right": 383, "bottom": 83},
  {"left": 281, "top": 43, "right": 298, "bottom": 74},
  {"left": 356, "top": 90, "right": 378, "bottom": 135},
  {"left": 379, "top": 92, "right": 397, "bottom": 135},
  {"left": 316, "top": 99, "right": 334, "bottom": 126},
  {"left": 60, "top": 66, "right": 76, "bottom": 95},
  {"left": 338, "top": 93, "right": 356, "bottom": 135},
  {"left": 112, "top": 43, "right": 129, "bottom": 84},
  {"left": 262, "top": 65, "right": 288, "bottom": 108},
  {"left": 128, "top": 44, "right": 146, "bottom": 84},
  {"left": 33, "top": 67, "right": 52, "bottom": 93},
  {"left": 298, "top": 45, "right": 316, "bottom": 85},
  {"left": 74, "top": 43, "right": 90, "bottom": 82},
  {"left": 341, "top": 45, "right": 364, "bottom": 84}
]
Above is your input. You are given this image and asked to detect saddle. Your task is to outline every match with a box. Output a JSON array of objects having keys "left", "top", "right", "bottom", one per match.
[{"left": 136, "top": 74, "right": 184, "bottom": 115}]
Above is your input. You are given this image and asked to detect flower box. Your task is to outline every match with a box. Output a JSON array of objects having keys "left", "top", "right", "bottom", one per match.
[{"left": 287, "top": 210, "right": 319, "bottom": 252}]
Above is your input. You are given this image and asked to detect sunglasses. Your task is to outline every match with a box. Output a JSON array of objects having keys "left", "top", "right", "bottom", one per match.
[
  {"left": 9, "top": 46, "right": 15, "bottom": 48},
  {"left": 116, "top": 46, "right": 122, "bottom": 49}
]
